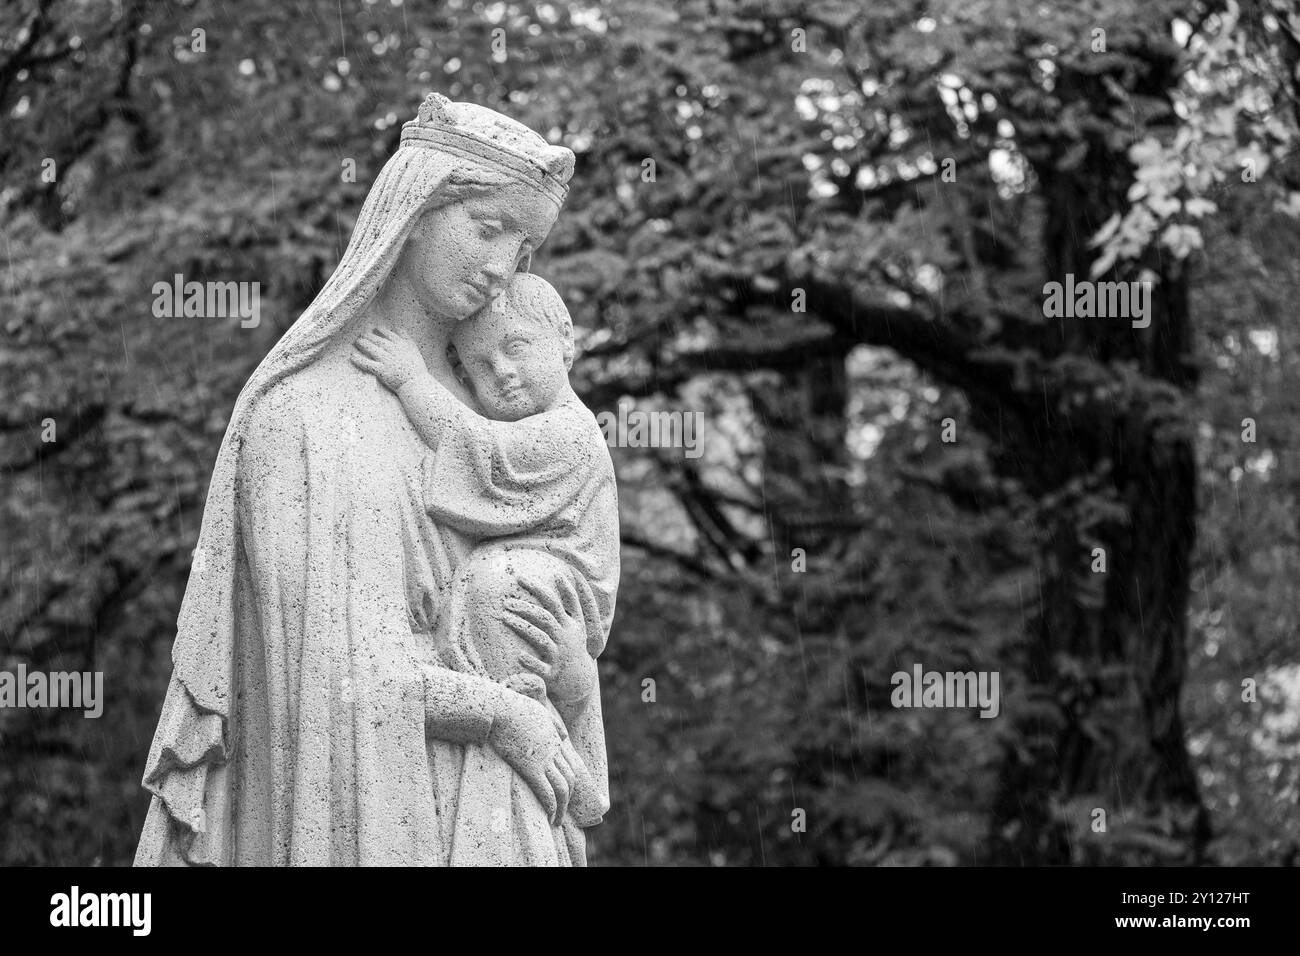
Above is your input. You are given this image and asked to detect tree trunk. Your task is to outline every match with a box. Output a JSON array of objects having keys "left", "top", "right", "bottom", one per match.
[{"left": 989, "top": 44, "right": 1208, "bottom": 864}]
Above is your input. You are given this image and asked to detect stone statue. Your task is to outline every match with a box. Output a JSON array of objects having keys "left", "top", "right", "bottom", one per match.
[{"left": 134, "top": 93, "right": 618, "bottom": 866}]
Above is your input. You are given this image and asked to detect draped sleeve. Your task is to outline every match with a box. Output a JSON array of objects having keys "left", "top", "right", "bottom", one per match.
[{"left": 421, "top": 397, "right": 607, "bottom": 539}]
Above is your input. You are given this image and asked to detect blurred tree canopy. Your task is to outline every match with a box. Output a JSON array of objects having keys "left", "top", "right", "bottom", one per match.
[{"left": 1, "top": 0, "right": 1298, "bottom": 865}]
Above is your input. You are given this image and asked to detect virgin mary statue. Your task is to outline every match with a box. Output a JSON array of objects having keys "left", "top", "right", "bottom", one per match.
[{"left": 134, "top": 93, "right": 608, "bottom": 866}]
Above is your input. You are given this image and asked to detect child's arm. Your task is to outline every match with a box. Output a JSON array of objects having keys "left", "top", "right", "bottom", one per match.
[
  {"left": 351, "top": 328, "right": 465, "bottom": 450},
  {"left": 421, "top": 400, "right": 602, "bottom": 539}
]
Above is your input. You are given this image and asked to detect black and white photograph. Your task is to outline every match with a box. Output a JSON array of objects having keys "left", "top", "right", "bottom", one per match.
[{"left": 0, "top": 0, "right": 1295, "bottom": 933}]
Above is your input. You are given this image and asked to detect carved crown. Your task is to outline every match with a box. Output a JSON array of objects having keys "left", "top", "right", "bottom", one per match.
[{"left": 401, "top": 93, "right": 574, "bottom": 206}]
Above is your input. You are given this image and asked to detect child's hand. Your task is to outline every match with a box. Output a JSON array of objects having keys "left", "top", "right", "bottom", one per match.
[{"left": 351, "top": 328, "right": 426, "bottom": 392}]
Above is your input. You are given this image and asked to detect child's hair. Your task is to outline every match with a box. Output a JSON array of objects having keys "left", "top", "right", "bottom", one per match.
[{"left": 484, "top": 272, "right": 576, "bottom": 370}]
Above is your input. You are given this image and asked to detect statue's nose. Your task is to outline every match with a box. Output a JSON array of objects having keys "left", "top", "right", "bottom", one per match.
[
  {"left": 491, "top": 355, "right": 518, "bottom": 381},
  {"left": 481, "top": 258, "right": 510, "bottom": 288}
]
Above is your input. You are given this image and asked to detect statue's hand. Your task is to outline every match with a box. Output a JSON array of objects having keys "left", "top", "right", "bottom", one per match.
[
  {"left": 351, "top": 327, "right": 426, "bottom": 392},
  {"left": 498, "top": 581, "right": 596, "bottom": 705},
  {"left": 487, "top": 690, "right": 577, "bottom": 825}
]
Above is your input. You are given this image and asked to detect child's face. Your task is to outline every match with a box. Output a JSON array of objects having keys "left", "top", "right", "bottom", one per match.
[{"left": 453, "top": 304, "right": 569, "bottom": 421}]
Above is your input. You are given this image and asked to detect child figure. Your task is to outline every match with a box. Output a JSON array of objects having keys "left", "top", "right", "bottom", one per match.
[{"left": 351, "top": 273, "right": 618, "bottom": 860}]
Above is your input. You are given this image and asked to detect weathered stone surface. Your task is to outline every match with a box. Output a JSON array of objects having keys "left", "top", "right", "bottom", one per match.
[{"left": 134, "top": 94, "right": 616, "bottom": 867}]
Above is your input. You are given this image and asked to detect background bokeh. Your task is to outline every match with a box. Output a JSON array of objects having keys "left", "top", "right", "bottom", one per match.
[{"left": 2, "top": 0, "right": 1298, "bottom": 866}]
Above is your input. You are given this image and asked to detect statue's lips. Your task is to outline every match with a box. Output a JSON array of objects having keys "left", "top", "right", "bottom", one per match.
[{"left": 464, "top": 279, "right": 493, "bottom": 301}]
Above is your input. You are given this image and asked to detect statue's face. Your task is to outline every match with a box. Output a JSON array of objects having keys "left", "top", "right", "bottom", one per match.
[
  {"left": 400, "top": 182, "right": 560, "bottom": 321},
  {"left": 452, "top": 304, "right": 569, "bottom": 422}
]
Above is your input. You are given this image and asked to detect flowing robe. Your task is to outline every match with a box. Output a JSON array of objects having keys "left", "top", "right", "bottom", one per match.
[{"left": 136, "top": 355, "right": 598, "bottom": 865}]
